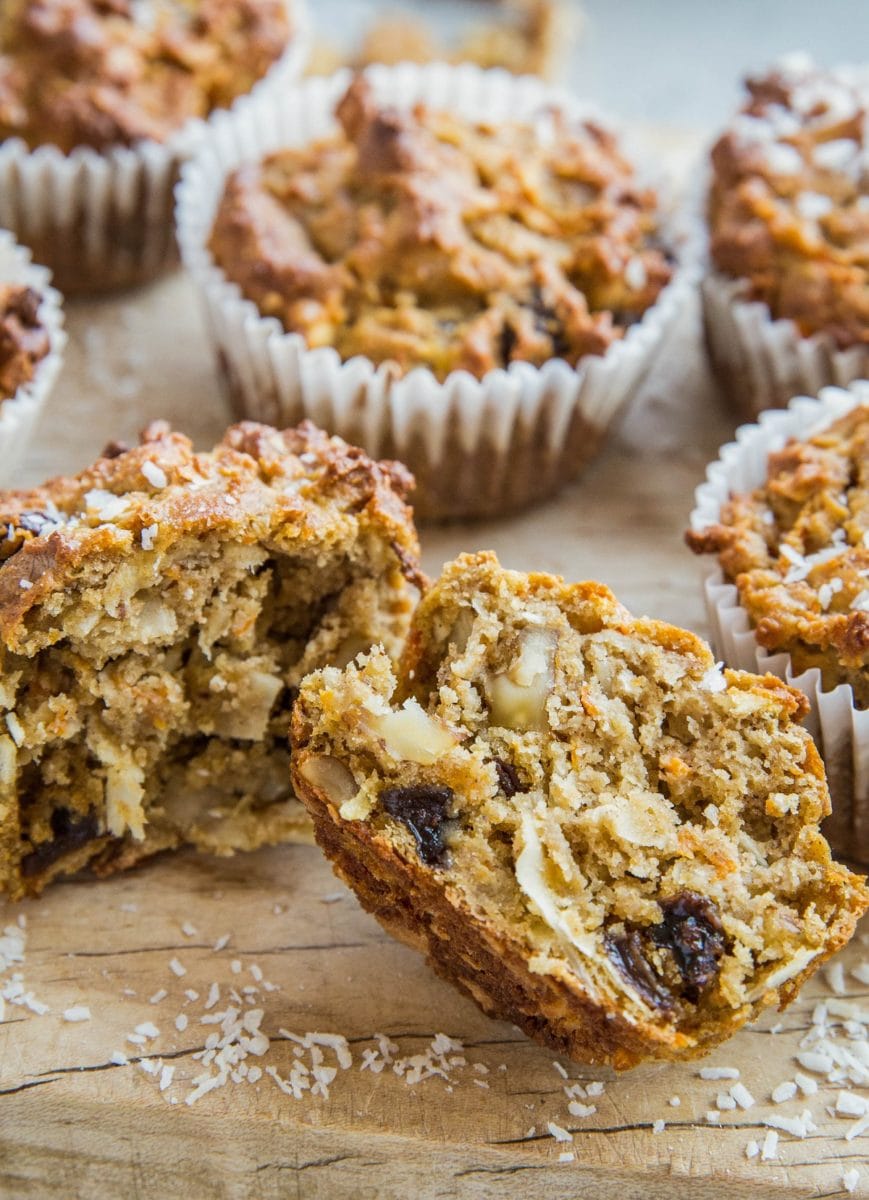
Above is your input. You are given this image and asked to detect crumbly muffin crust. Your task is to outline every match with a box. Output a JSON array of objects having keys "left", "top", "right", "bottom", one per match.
[
  {"left": 291, "top": 551, "right": 867, "bottom": 1068},
  {"left": 0, "top": 285, "right": 49, "bottom": 404},
  {"left": 709, "top": 57, "right": 869, "bottom": 350},
  {"left": 0, "top": 0, "right": 293, "bottom": 154},
  {"left": 0, "top": 418, "right": 422, "bottom": 897},
  {"left": 208, "top": 76, "right": 672, "bottom": 381},
  {"left": 688, "top": 404, "right": 869, "bottom": 706}
]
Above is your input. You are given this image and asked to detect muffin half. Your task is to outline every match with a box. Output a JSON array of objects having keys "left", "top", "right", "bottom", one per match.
[
  {"left": 291, "top": 551, "right": 867, "bottom": 1068},
  {"left": 0, "top": 419, "right": 421, "bottom": 897}
]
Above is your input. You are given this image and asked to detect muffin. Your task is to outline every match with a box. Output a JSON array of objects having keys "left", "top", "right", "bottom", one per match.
[
  {"left": 0, "top": 230, "right": 66, "bottom": 484},
  {"left": 290, "top": 552, "right": 867, "bottom": 1069},
  {"left": 0, "top": 0, "right": 307, "bottom": 293},
  {"left": 688, "top": 382, "right": 869, "bottom": 860},
  {"left": 0, "top": 419, "right": 422, "bottom": 898},
  {"left": 704, "top": 55, "right": 869, "bottom": 417},
  {"left": 178, "top": 64, "right": 695, "bottom": 520}
]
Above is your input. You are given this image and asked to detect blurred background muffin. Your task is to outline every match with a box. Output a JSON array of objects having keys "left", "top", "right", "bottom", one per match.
[
  {"left": 0, "top": 0, "right": 308, "bottom": 293},
  {"left": 179, "top": 64, "right": 693, "bottom": 520},
  {"left": 0, "top": 230, "right": 66, "bottom": 481},
  {"left": 703, "top": 56, "right": 869, "bottom": 417}
]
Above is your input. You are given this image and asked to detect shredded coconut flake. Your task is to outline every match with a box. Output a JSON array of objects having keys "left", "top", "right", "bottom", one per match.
[
  {"left": 63, "top": 1006, "right": 91, "bottom": 1022},
  {"left": 547, "top": 1121, "right": 573, "bottom": 1143},
  {"left": 771, "top": 1080, "right": 797, "bottom": 1104},
  {"left": 761, "top": 1130, "right": 779, "bottom": 1161},
  {"left": 843, "top": 1168, "right": 861, "bottom": 1193},
  {"left": 142, "top": 461, "right": 168, "bottom": 489},
  {"left": 140, "top": 523, "right": 158, "bottom": 551}
]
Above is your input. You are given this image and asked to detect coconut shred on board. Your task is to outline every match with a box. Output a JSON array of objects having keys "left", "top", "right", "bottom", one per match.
[{"left": 7, "top": 912, "right": 869, "bottom": 1187}]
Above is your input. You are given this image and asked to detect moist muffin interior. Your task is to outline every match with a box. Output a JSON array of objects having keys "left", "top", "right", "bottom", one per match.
[
  {"left": 293, "top": 553, "right": 866, "bottom": 1064},
  {"left": 0, "top": 0, "right": 293, "bottom": 154},
  {"left": 0, "top": 420, "right": 420, "bottom": 896},
  {"left": 709, "top": 56, "right": 869, "bottom": 350},
  {"left": 0, "top": 285, "right": 49, "bottom": 403},
  {"left": 208, "top": 75, "right": 673, "bottom": 381},
  {"left": 688, "top": 403, "right": 869, "bottom": 705}
]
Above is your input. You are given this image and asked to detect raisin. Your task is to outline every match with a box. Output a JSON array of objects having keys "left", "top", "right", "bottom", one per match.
[
  {"left": 21, "top": 808, "right": 100, "bottom": 878},
  {"left": 0, "top": 510, "right": 58, "bottom": 563},
  {"left": 605, "top": 890, "right": 726, "bottom": 1011},
  {"left": 380, "top": 784, "right": 453, "bottom": 866},
  {"left": 492, "top": 758, "right": 524, "bottom": 798},
  {"left": 652, "top": 893, "right": 726, "bottom": 1003},
  {"left": 101, "top": 439, "right": 131, "bottom": 460},
  {"left": 498, "top": 322, "right": 518, "bottom": 366},
  {"left": 605, "top": 926, "right": 677, "bottom": 1013}
]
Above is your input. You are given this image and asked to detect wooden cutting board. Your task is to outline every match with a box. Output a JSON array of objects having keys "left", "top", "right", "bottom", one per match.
[{"left": 3, "top": 217, "right": 869, "bottom": 1200}]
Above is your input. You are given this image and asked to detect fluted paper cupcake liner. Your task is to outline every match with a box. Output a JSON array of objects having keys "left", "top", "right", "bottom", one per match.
[
  {"left": 177, "top": 62, "right": 700, "bottom": 521},
  {"left": 690, "top": 382, "right": 869, "bottom": 860},
  {"left": 0, "top": 0, "right": 308, "bottom": 296},
  {"left": 0, "top": 230, "right": 66, "bottom": 485},
  {"left": 702, "top": 270, "right": 869, "bottom": 420}
]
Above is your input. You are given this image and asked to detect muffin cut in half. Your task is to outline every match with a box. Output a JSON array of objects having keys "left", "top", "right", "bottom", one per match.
[
  {"left": 0, "top": 420, "right": 421, "bottom": 898},
  {"left": 291, "top": 552, "right": 868, "bottom": 1068}
]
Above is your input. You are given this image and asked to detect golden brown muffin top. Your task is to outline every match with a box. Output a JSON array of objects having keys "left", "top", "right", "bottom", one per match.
[
  {"left": 709, "top": 57, "right": 869, "bottom": 349},
  {"left": 0, "top": 419, "right": 422, "bottom": 656},
  {"left": 0, "top": 0, "right": 293, "bottom": 153},
  {"left": 208, "top": 77, "right": 673, "bottom": 382},
  {"left": 0, "top": 285, "right": 50, "bottom": 404},
  {"left": 687, "top": 404, "right": 869, "bottom": 705}
]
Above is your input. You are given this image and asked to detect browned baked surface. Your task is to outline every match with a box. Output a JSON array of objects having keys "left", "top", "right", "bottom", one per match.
[
  {"left": 708, "top": 57, "right": 869, "bottom": 350},
  {"left": 0, "top": 285, "right": 49, "bottom": 403},
  {"left": 208, "top": 76, "right": 672, "bottom": 382},
  {"left": 0, "top": 0, "right": 293, "bottom": 153},
  {"left": 291, "top": 551, "right": 867, "bottom": 1069},
  {"left": 0, "top": 418, "right": 422, "bottom": 898},
  {"left": 688, "top": 404, "right": 869, "bottom": 705}
]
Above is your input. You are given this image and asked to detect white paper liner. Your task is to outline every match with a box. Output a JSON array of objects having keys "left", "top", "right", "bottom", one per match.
[
  {"left": 690, "top": 381, "right": 869, "bottom": 859},
  {"left": 176, "top": 63, "right": 700, "bottom": 521},
  {"left": 0, "top": 230, "right": 66, "bottom": 486},
  {"left": 702, "top": 270, "right": 869, "bottom": 419},
  {"left": 0, "top": 0, "right": 309, "bottom": 295}
]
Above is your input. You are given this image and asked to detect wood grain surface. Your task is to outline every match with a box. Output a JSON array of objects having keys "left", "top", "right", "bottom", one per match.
[{"left": 3, "top": 221, "right": 868, "bottom": 1199}]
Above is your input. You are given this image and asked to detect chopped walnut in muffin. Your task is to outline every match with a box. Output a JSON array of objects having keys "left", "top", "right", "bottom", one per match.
[
  {"left": 0, "top": 285, "right": 49, "bottom": 403},
  {"left": 688, "top": 404, "right": 869, "bottom": 705},
  {"left": 0, "top": 0, "right": 294, "bottom": 153},
  {"left": 709, "top": 56, "right": 869, "bottom": 350},
  {"left": 208, "top": 76, "right": 673, "bottom": 381}
]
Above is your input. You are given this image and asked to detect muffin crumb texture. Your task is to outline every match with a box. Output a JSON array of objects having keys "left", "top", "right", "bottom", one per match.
[
  {"left": 0, "top": 419, "right": 421, "bottom": 898},
  {"left": 0, "top": 0, "right": 293, "bottom": 153},
  {"left": 688, "top": 404, "right": 869, "bottom": 705},
  {"left": 291, "top": 551, "right": 867, "bottom": 1068},
  {"left": 0, "top": 284, "right": 49, "bottom": 403},
  {"left": 709, "top": 56, "right": 869, "bottom": 349},
  {"left": 209, "top": 76, "right": 672, "bottom": 381}
]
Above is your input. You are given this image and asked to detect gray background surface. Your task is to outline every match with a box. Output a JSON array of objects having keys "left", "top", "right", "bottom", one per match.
[{"left": 318, "top": 0, "right": 869, "bottom": 129}]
